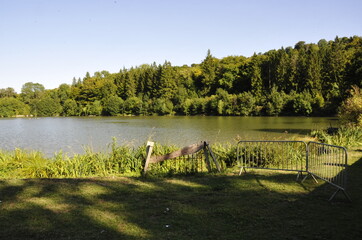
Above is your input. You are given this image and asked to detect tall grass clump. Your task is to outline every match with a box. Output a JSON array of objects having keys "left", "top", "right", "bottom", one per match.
[
  {"left": 46, "top": 140, "right": 147, "bottom": 178},
  {"left": 311, "top": 124, "right": 362, "bottom": 148},
  {"left": 0, "top": 139, "right": 234, "bottom": 178},
  {"left": 211, "top": 143, "right": 237, "bottom": 167},
  {"left": 0, "top": 149, "right": 49, "bottom": 178}
]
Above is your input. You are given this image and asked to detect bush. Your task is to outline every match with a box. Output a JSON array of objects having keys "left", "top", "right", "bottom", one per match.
[
  {"left": 87, "top": 100, "right": 103, "bottom": 116},
  {"left": 237, "top": 92, "right": 257, "bottom": 116},
  {"left": 265, "top": 87, "right": 287, "bottom": 116},
  {"left": 338, "top": 85, "right": 362, "bottom": 126},
  {"left": 124, "top": 97, "right": 142, "bottom": 115},
  {"left": 31, "top": 96, "right": 62, "bottom": 116},
  {"left": 0, "top": 97, "right": 29, "bottom": 117},
  {"left": 102, "top": 96, "right": 123, "bottom": 116},
  {"left": 288, "top": 91, "right": 313, "bottom": 116},
  {"left": 153, "top": 98, "right": 174, "bottom": 115},
  {"left": 62, "top": 99, "right": 79, "bottom": 116}
]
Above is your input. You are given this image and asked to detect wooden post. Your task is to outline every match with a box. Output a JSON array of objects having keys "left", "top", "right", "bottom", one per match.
[
  {"left": 144, "top": 141, "right": 154, "bottom": 174},
  {"left": 205, "top": 142, "right": 221, "bottom": 172},
  {"left": 203, "top": 142, "right": 212, "bottom": 172}
]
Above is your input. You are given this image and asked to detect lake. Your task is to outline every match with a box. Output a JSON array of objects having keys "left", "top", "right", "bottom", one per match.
[{"left": 0, "top": 116, "right": 338, "bottom": 156}]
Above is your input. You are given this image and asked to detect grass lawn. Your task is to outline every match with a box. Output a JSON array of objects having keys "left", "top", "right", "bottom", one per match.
[{"left": 0, "top": 150, "right": 361, "bottom": 240}]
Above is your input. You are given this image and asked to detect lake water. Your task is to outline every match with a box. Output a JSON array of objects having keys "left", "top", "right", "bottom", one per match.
[{"left": 0, "top": 116, "right": 338, "bottom": 156}]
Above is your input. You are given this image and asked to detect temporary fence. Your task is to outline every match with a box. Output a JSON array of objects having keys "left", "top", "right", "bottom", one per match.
[
  {"left": 237, "top": 141, "right": 308, "bottom": 179},
  {"left": 306, "top": 142, "right": 351, "bottom": 201},
  {"left": 237, "top": 140, "right": 351, "bottom": 201}
]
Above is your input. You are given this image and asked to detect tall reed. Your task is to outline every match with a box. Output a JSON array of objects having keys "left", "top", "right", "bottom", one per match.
[
  {"left": 0, "top": 139, "right": 228, "bottom": 178},
  {"left": 311, "top": 124, "right": 362, "bottom": 148}
]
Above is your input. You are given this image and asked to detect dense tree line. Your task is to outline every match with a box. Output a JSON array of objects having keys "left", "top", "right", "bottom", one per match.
[{"left": 1, "top": 36, "right": 361, "bottom": 117}]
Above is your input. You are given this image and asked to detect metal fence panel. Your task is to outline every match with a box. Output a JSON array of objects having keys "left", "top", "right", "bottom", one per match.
[
  {"left": 237, "top": 141, "right": 308, "bottom": 175},
  {"left": 307, "top": 142, "right": 348, "bottom": 190}
]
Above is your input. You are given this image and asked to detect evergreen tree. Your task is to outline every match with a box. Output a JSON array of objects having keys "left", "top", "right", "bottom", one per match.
[
  {"left": 158, "top": 61, "right": 177, "bottom": 100},
  {"left": 200, "top": 50, "right": 219, "bottom": 96},
  {"left": 249, "top": 55, "right": 263, "bottom": 98}
]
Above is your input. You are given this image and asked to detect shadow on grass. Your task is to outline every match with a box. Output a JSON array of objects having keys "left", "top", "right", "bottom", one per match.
[{"left": 0, "top": 157, "right": 362, "bottom": 239}]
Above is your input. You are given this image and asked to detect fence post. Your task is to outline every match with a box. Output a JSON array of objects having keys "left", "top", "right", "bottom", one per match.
[
  {"left": 205, "top": 142, "right": 221, "bottom": 172},
  {"left": 144, "top": 141, "right": 154, "bottom": 174},
  {"left": 203, "top": 142, "right": 212, "bottom": 172}
]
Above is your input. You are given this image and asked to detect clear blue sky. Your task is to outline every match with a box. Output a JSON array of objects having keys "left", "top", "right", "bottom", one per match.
[{"left": 1, "top": 0, "right": 361, "bottom": 92}]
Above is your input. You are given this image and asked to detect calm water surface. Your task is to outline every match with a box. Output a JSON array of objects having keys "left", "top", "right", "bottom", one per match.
[{"left": 0, "top": 116, "right": 338, "bottom": 156}]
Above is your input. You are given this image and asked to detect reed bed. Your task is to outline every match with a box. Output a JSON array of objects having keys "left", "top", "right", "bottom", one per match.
[
  {"left": 311, "top": 124, "right": 362, "bottom": 148},
  {"left": 0, "top": 139, "right": 234, "bottom": 179}
]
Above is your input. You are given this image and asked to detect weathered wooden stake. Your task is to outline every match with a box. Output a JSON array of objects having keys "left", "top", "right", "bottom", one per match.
[
  {"left": 203, "top": 142, "right": 212, "bottom": 172},
  {"left": 206, "top": 143, "right": 221, "bottom": 172},
  {"left": 144, "top": 141, "right": 154, "bottom": 174},
  {"left": 204, "top": 142, "right": 221, "bottom": 172}
]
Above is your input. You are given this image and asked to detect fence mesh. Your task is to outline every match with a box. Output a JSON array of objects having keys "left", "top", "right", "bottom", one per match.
[
  {"left": 237, "top": 141, "right": 307, "bottom": 172},
  {"left": 307, "top": 142, "right": 348, "bottom": 190}
]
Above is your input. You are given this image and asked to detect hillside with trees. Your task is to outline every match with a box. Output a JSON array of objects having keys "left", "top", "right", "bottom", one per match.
[{"left": 1, "top": 36, "right": 361, "bottom": 117}]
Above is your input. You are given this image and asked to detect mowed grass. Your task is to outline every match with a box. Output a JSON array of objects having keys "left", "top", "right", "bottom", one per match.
[{"left": 0, "top": 150, "right": 361, "bottom": 240}]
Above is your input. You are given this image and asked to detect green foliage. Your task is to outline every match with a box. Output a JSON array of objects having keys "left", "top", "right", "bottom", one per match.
[
  {"left": 158, "top": 61, "right": 177, "bottom": 99},
  {"left": 62, "top": 99, "right": 79, "bottom": 116},
  {"left": 86, "top": 100, "right": 103, "bottom": 116},
  {"left": 0, "top": 87, "right": 17, "bottom": 98},
  {"left": 289, "top": 91, "right": 313, "bottom": 116},
  {"left": 266, "top": 87, "right": 287, "bottom": 116},
  {"left": 211, "top": 143, "right": 238, "bottom": 167},
  {"left": 3, "top": 36, "right": 362, "bottom": 117},
  {"left": 0, "top": 140, "right": 312, "bottom": 178},
  {"left": 152, "top": 98, "right": 174, "bottom": 116},
  {"left": 200, "top": 50, "right": 219, "bottom": 96},
  {"left": 102, "top": 95, "right": 123, "bottom": 116},
  {"left": 124, "top": 96, "right": 142, "bottom": 115},
  {"left": 237, "top": 92, "right": 257, "bottom": 116},
  {"left": 31, "top": 95, "right": 62, "bottom": 117},
  {"left": 0, "top": 97, "right": 29, "bottom": 117},
  {"left": 57, "top": 84, "right": 71, "bottom": 104},
  {"left": 21, "top": 82, "right": 45, "bottom": 104},
  {"left": 338, "top": 86, "right": 362, "bottom": 126},
  {"left": 249, "top": 55, "right": 264, "bottom": 98},
  {"left": 311, "top": 125, "right": 362, "bottom": 147},
  {"left": 189, "top": 98, "right": 206, "bottom": 115},
  {"left": 0, "top": 140, "right": 227, "bottom": 178},
  {"left": 238, "top": 142, "right": 306, "bottom": 169}
]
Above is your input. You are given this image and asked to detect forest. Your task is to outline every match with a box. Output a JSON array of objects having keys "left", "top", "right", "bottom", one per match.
[{"left": 0, "top": 36, "right": 361, "bottom": 117}]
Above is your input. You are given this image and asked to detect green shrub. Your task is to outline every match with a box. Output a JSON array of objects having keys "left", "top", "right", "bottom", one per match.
[
  {"left": 265, "top": 87, "right": 287, "bottom": 116},
  {"left": 102, "top": 96, "right": 123, "bottom": 116},
  {"left": 338, "top": 85, "right": 362, "bottom": 126},
  {"left": 311, "top": 125, "right": 362, "bottom": 147},
  {"left": 0, "top": 97, "right": 30, "bottom": 117}
]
